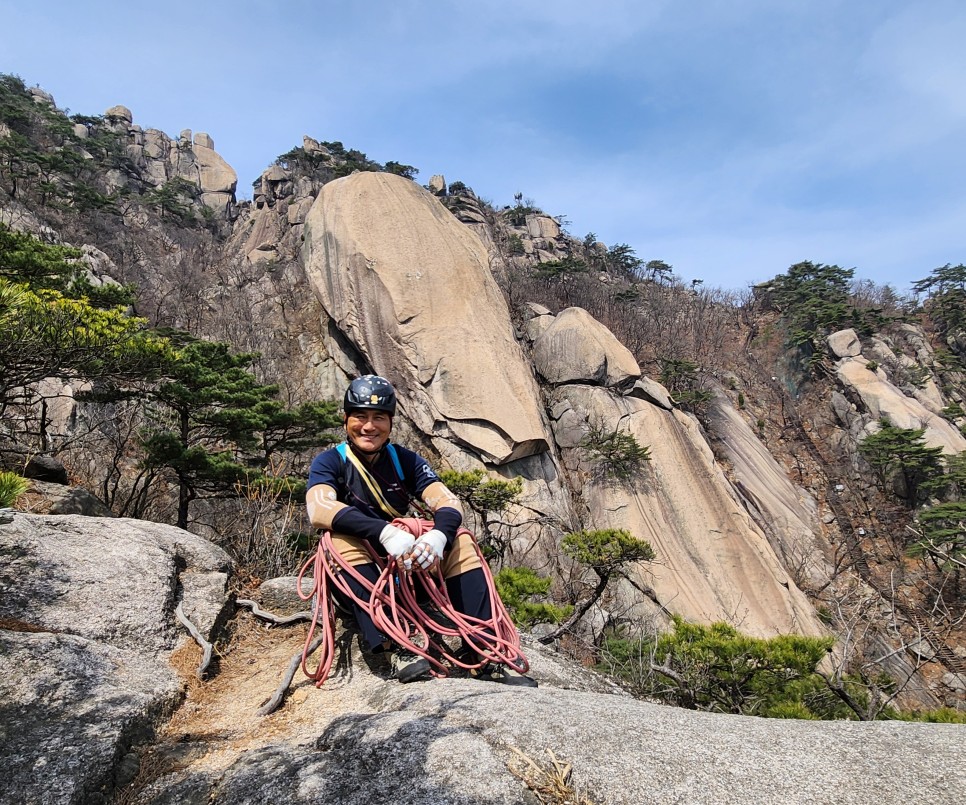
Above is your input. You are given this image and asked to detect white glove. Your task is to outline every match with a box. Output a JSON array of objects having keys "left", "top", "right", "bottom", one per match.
[
  {"left": 379, "top": 524, "right": 416, "bottom": 558},
  {"left": 411, "top": 529, "right": 447, "bottom": 569}
]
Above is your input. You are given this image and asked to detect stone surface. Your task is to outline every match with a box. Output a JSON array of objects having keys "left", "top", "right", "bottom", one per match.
[
  {"left": 24, "top": 478, "right": 115, "bottom": 516},
  {"left": 302, "top": 172, "right": 549, "bottom": 464},
  {"left": 127, "top": 636, "right": 965, "bottom": 805},
  {"left": 551, "top": 386, "right": 825, "bottom": 637},
  {"left": 627, "top": 376, "right": 675, "bottom": 410},
  {"left": 257, "top": 575, "right": 313, "bottom": 615},
  {"left": 22, "top": 453, "right": 68, "bottom": 484},
  {"left": 533, "top": 307, "right": 641, "bottom": 387},
  {"left": 705, "top": 389, "right": 831, "bottom": 590},
  {"left": 0, "top": 514, "right": 234, "bottom": 805},
  {"left": 0, "top": 513, "right": 233, "bottom": 655},
  {"left": 836, "top": 357, "right": 966, "bottom": 454},
  {"left": 828, "top": 328, "right": 862, "bottom": 358}
]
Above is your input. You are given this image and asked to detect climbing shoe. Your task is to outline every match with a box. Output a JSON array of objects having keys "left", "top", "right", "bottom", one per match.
[
  {"left": 473, "top": 662, "right": 538, "bottom": 688},
  {"left": 390, "top": 649, "right": 432, "bottom": 683}
]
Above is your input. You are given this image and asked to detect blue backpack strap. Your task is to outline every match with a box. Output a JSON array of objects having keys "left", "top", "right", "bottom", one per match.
[
  {"left": 336, "top": 442, "right": 348, "bottom": 461},
  {"left": 386, "top": 443, "right": 405, "bottom": 482}
]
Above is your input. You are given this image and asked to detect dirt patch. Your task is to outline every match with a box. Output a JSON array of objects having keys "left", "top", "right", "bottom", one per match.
[{"left": 124, "top": 615, "right": 387, "bottom": 798}]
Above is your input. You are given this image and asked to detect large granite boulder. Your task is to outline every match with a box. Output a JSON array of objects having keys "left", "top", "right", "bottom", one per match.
[
  {"left": 551, "top": 385, "right": 825, "bottom": 638},
  {"left": 302, "top": 172, "right": 548, "bottom": 464},
  {"left": 121, "top": 631, "right": 964, "bottom": 805},
  {"left": 0, "top": 514, "right": 234, "bottom": 805},
  {"left": 835, "top": 357, "right": 966, "bottom": 454},
  {"left": 532, "top": 306, "right": 641, "bottom": 387}
]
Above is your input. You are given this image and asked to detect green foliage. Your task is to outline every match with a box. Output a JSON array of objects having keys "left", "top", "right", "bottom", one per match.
[
  {"left": 504, "top": 193, "right": 542, "bottom": 226},
  {"left": 448, "top": 180, "right": 468, "bottom": 195},
  {"left": 0, "top": 470, "right": 29, "bottom": 508},
  {"left": 912, "top": 264, "right": 966, "bottom": 340},
  {"left": 383, "top": 161, "right": 418, "bottom": 180},
  {"left": 438, "top": 468, "right": 523, "bottom": 559},
  {"left": 0, "top": 223, "right": 81, "bottom": 290},
  {"left": 0, "top": 223, "right": 135, "bottom": 308},
  {"left": 258, "top": 399, "right": 342, "bottom": 465},
  {"left": 0, "top": 279, "right": 172, "bottom": 412},
  {"left": 506, "top": 234, "right": 525, "bottom": 255},
  {"left": 142, "top": 178, "right": 199, "bottom": 224},
  {"left": 612, "top": 287, "right": 642, "bottom": 305},
  {"left": 902, "top": 363, "right": 931, "bottom": 389},
  {"left": 941, "top": 403, "right": 965, "bottom": 423},
  {"left": 535, "top": 256, "right": 589, "bottom": 278},
  {"left": 892, "top": 707, "right": 966, "bottom": 724},
  {"left": 127, "top": 334, "right": 281, "bottom": 527},
  {"left": 274, "top": 146, "right": 330, "bottom": 173},
  {"left": 659, "top": 358, "right": 713, "bottom": 415},
  {"left": 604, "top": 244, "right": 643, "bottom": 278},
  {"left": 599, "top": 616, "right": 836, "bottom": 717},
  {"left": 494, "top": 566, "right": 572, "bottom": 628},
  {"left": 275, "top": 141, "right": 418, "bottom": 182},
  {"left": 0, "top": 74, "right": 132, "bottom": 210},
  {"left": 643, "top": 259, "right": 674, "bottom": 282},
  {"left": 908, "top": 501, "right": 966, "bottom": 570},
  {"left": 439, "top": 469, "right": 522, "bottom": 516},
  {"left": 562, "top": 528, "right": 655, "bottom": 572},
  {"left": 858, "top": 420, "right": 945, "bottom": 506},
  {"left": 580, "top": 424, "right": 651, "bottom": 482},
  {"left": 759, "top": 261, "right": 881, "bottom": 368},
  {"left": 0, "top": 74, "right": 33, "bottom": 133}
]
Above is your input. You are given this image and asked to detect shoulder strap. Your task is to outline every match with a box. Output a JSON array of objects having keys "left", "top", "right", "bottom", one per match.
[
  {"left": 336, "top": 442, "right": 405, "bottom": 482},
  {"left": 386, "top": 443, "right": 405, "bottom": 482},
  {"left": 338, "top": 441, "right": 406, "bottom": 520}
]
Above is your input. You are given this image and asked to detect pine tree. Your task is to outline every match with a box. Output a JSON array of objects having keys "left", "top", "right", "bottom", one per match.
[
  {"left": 858, "top": 420, "right": 945, "bottom": 507},
  {"left": 138, "top": 334, "right": 282, "bottom": 529}
]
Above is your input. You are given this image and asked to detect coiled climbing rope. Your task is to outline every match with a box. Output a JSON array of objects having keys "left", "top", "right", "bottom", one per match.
[{"left": 297, "top": 517, "right": 528, "bottom": 687}]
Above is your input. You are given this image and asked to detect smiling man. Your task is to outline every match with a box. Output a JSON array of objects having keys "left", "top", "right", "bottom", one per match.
[{"left": 305, "top": 374, "right": 536, "bottom": 686}]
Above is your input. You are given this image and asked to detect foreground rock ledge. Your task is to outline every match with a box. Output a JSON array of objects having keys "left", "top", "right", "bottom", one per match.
[{"left": 1, "top": 513, "right": 963, "bottom": 805}]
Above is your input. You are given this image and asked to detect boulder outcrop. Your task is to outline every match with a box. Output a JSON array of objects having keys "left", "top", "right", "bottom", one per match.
[
  {"left": 0, "top": 513, "right": 233, "bottom": 805},
  {"left": 302, "top": 172, "right": 549, "bottom": 464},
  {"left": 550, "top": 385, "right": 825, "bottom": 637},
  {"left": 532, "top": 306, "right": 641, "bottom": 387},
  {"left": 835, "top": 357, "right": 966, "bottom": 454}
]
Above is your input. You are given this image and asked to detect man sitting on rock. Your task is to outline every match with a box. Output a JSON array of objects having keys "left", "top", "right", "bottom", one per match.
[{"left": 306, "top": 374, "right": 537, "bottom": 687}]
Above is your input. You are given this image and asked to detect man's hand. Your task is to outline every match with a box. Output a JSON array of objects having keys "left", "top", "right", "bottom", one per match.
[
  {"left": 379, "top": 524, "right": 416, "bottom": 558},
  {"left": 409, "top": 529, "right": 446, "bottom": 570}
]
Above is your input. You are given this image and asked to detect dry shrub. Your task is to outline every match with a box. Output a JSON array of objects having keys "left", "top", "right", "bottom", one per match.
[{"left": 508, "top": 747, "right": 598, "bottom": 805}]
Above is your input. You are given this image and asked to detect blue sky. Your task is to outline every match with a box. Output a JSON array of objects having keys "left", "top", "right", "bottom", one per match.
[{"left": 3, "top": 0, "right": 964, "bottom": 292}]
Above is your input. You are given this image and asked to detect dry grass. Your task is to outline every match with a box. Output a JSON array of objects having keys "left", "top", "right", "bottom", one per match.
[{"left": 507, "top": 746, "right": 598, "bottom": 805}]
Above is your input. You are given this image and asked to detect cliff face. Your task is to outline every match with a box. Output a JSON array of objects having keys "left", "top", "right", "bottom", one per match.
[
  {"left": 302, "top": 172, "right": 548, "bottom": 464},
  {"left": 291, "top": 170, "right": 827, "bottom": 638}
]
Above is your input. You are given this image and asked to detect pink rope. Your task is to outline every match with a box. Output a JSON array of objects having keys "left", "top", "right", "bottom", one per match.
[{"left": 298, "top": 518, "right": 528, "bottom": 687}]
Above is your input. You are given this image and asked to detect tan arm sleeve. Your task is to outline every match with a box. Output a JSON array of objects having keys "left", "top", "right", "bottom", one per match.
[
  {"left": 420, "top": 480, "right": 463, "bottom": 517},
  {"left": 306, "top": 484, "right": 349, "bottom": 530}
]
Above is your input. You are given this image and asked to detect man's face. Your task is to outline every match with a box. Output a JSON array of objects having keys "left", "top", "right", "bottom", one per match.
[{"left": 345, "top": 409, "right": 392, "bottom": 453}]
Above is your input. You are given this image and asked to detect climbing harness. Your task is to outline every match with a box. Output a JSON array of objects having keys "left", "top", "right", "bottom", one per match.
[{"left": 297, "top": 517, "right": 528, "bottom": 687}]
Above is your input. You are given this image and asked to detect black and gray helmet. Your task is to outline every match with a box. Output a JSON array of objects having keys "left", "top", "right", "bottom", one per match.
[{"left": 343, "top": 375, "right": 397, "bottom": 415}]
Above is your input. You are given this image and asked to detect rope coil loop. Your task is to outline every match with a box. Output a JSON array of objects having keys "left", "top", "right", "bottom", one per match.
[{"left": 298, "top": 518, "right": 527, "bottom": 687}]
